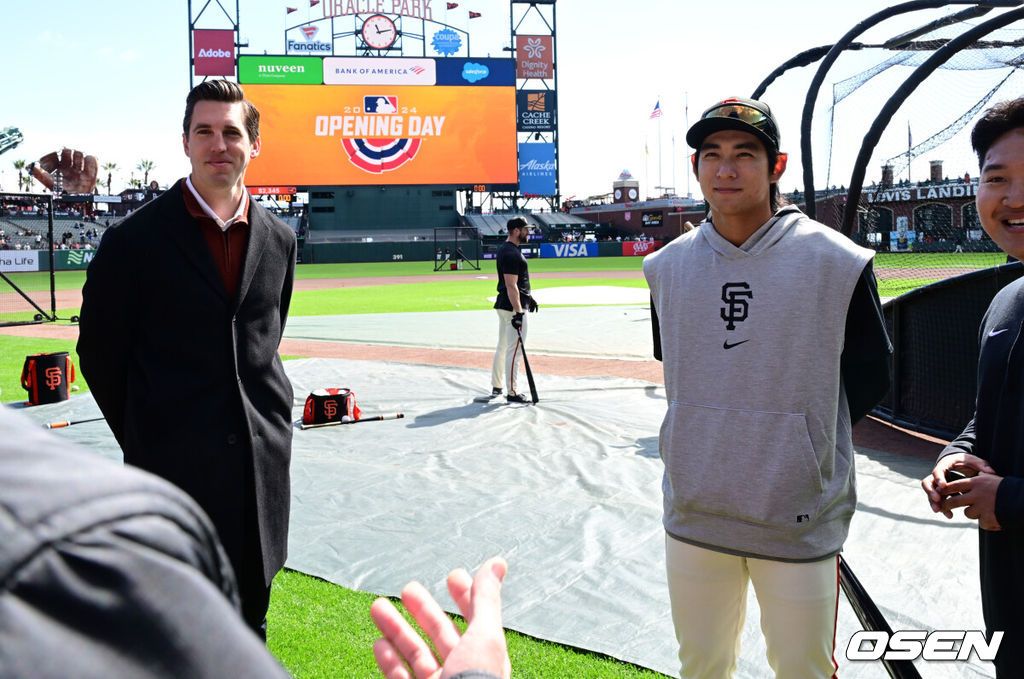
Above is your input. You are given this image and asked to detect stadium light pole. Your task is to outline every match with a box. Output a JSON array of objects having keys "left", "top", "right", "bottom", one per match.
[
  {"left": 842, "top": 4, "right": 1024, "bottom": 236},
  {"left": 795, "top": 0, "right": 1019, "bottom": 219}
]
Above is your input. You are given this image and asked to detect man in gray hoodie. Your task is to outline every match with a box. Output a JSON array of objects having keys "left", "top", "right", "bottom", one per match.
[{"left": 643, "top": 97, "right": 891, "bottom": 678}]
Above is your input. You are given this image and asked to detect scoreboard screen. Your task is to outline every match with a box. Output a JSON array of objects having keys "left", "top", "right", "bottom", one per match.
[{"left": 242, "top": 56, "right": 517, "bottom": 187}]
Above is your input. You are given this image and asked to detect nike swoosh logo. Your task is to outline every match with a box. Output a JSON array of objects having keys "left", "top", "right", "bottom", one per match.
[
  {"left": 723, "top": 339, "right": 750, "bottom": 350},
  {"left": 988, "top": 328, "right": 1009, "bottom": 337}
]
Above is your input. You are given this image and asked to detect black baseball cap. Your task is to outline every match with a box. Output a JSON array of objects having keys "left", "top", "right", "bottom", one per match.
[{"left": 686, "top": 97, "right": 781, "bottom": 153}]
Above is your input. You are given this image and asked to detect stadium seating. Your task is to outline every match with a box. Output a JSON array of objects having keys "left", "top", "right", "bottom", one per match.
[
  {"left": 305, "top": 227, "right": 435, "bottom": 243},
  {"left": 532, "top": 212, "right": 594, "bottom": 228},
  {"left": 463, "top": 212, "right": 536, "bottom": 236}
]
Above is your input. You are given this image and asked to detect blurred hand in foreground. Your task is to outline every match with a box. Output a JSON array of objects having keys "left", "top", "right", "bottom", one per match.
[{"left": 370, "top": 557, "right": 511, "bottom": 679}]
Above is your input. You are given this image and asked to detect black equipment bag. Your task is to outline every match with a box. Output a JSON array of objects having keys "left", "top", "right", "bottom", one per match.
[{"left": 21, "top": 351, "right": 75, "bottom": 405}]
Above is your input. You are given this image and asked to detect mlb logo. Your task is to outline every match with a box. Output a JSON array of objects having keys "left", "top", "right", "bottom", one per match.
[{"left": 364, "top": 95, "right": 398, "bottom": 113}]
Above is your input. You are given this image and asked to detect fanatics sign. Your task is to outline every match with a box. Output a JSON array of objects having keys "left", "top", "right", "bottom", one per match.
[{"left": 193, "top": 29, "right": 236, "bottom": 76}]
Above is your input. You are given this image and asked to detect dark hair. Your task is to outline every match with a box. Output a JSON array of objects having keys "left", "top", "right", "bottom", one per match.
[
  {"left": 507, "top": 217, "right": 528, "bottom": 231},
  {"left": 693, "top": 140, "right": 787, "bottom": 214},
  {"left": 182, "top": 80, "right": 260, "bottom": 143},
  {"left": 971, "top": 98, "right": 1024, "bottom": 170}
]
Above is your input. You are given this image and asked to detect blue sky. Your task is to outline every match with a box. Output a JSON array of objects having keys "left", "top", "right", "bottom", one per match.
[{"left": 2, "top": 1, "right": 1019, "bottom": 200}]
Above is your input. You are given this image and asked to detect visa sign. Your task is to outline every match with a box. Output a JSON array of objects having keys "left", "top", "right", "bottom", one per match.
[{"left": 541, "top": 242, "right": 597, "bottom": 258}]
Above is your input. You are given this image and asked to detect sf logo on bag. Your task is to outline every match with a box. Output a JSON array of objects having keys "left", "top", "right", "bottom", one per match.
[
  {"left": 45, "top": 367, "right": 64, "bottom": 390},
  {"left": 21, "top": 352, "right": 76, "bottom": 405},
  {"left": 303, "top": 388, "right": 362, "bottom": 425}
]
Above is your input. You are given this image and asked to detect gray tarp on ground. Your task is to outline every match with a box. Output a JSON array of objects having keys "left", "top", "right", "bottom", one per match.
[{"left": 15, "top": 354, "right": 988, "bottom": 678}]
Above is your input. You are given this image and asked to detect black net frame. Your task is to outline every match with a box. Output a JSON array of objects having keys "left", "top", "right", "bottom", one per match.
[
  {"left": 433, "top": 226, "right": 481, "bottom": 271},
  {"left": 0, "top": 192, "right": 56, "bottom": 326}
]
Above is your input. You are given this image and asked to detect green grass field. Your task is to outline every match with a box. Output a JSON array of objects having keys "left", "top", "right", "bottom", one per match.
[
  {"left": 0, "top": 251, "right": 1009, "bottom": 678},
  {"left": 873, "top": 252, "right": 1005, "bottom": 269},
  {"left": 0, "top": 257, "right": 669, "bottom": 678}
]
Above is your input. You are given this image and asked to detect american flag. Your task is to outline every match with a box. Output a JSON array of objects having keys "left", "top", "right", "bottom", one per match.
[{"left": 650, "top": 100, "right": 663, "bottom": 119}]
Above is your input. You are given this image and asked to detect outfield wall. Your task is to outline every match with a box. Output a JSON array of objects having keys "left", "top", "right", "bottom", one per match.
[
  {"left": 302, "top": 239, "right": 634, "bottom": 263},
  {"left": 0, "top": 250, "right": 96, "bottom": 272}
]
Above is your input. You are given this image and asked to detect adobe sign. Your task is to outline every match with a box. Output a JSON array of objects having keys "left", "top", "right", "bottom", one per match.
[
  {"left": 194, "top": 29, "right": 236, "bottom": 76},
  {"left": 516, "top": 35, "right": 553, "bottom": 79}
]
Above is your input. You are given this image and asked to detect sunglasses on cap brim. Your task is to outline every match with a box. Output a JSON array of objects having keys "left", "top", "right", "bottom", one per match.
[{"left": 701, "top": 103, "right": 776, "bottom": 135}]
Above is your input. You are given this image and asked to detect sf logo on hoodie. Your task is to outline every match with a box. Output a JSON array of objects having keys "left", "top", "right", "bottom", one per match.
[{"left": 720, "top": 282, "right": 753, "bottom": 331}]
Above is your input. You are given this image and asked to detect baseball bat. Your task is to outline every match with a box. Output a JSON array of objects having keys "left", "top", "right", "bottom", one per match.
[
  {"left": 516, "top": 327, "right": 539, "bottom": 404},
  {"left": 300, "top": 413, "right": 404, "bottom": 430},
  {"left": 839, "top": 555, "right": 922, "bottom": 679},
  {"left": 43, "top": 416, "right": 105, "bottom": 429}
]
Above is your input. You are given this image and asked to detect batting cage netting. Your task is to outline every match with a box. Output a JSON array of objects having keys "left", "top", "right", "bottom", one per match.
[
  {"left": 0, "top": 192, "right": 56, "bottom": 326},
  {"left": 433, "top": 226, "right": 481, "bottom": 271},
  {"left": 770, "top": 15, "right": 1024, "bottom": 296},
  {"left": 753, "top": 8, "right": 1024, "bottom": 435}
]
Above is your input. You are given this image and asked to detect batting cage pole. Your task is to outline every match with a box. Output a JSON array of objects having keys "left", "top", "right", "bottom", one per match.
[
  {"left": 0, "top": 192, "right": 56, "bottom": 326},
  {"left": 433, "top": 226, "right": 481, "bottom": 271}
]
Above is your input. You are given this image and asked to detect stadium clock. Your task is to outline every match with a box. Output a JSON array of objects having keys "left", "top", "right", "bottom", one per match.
[{"left": 361, "top": 14, "right": 397, "bottom": 50}]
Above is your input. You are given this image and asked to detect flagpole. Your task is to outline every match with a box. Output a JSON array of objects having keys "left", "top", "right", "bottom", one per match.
[
  {"left": 644, "top": 136, "right": 649, "bottom": 200},
  {"left": 907, "top": 121, "right": 912, "bottom": 183},
  {"left": 685, "top": 92, "right": 691, "bottom": 198},
  {"left": 658, "top": 94, "right": 663, "bottom": 194},
  {"left": 672, "top": 134, "right": 676, "bottom": 197}
]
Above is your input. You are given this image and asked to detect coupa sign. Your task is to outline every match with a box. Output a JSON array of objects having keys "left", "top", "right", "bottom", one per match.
[{"left": 540, "top": 242, "right": 597, "bottom": 258}]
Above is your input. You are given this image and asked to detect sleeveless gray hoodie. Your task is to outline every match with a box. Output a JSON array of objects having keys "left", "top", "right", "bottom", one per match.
[{"left": 643, "top": 206, "right": 873, "bottom": 561}]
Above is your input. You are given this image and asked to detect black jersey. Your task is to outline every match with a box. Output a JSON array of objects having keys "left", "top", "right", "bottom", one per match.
[{"left": 494, "top": 240, "right": 531, "bottom": 311}]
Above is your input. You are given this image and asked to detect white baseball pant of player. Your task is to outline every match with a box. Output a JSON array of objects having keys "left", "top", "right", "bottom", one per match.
[
  {"left": 665, "top": 535, "right": 839, "bottom": 679},
  {"left": 491, "top": 308, "right": 528, "bottom": 395}
]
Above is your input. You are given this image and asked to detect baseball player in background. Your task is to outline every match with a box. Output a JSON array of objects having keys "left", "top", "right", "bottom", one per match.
[{"left": 489, "top": 216, "right": 537, "bottom": 403}]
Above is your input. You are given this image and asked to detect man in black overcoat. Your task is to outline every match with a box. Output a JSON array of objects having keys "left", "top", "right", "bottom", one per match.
[{"left": 78, "top": 80, "right": 296, "bottom": 638}]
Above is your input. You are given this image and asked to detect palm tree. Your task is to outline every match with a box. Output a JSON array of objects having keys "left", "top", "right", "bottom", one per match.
[
  {"left": 136, "top": 160, "right": 155, "bottom": 187},
  {"left": 13, "top": 159, "right": 26, "bottom": 192},
  {"left": 128, "top": 177, "right": 143, "bottom": 189},
  {"left": 101, "top": 162, "right": 118, "bottom": 195}
]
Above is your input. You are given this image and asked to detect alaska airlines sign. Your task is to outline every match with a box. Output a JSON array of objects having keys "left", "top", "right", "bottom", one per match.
[{"left": 865, "top": 183, "right": 977, "bottom": 204}]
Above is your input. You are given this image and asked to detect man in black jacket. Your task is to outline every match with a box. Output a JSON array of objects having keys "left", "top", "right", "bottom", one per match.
[
  {"left": 922, "top": 97, "right": 1024, "bottom": 676},
  {"left": 78, "top": 80, "right": 296, "bottom": 638}
]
